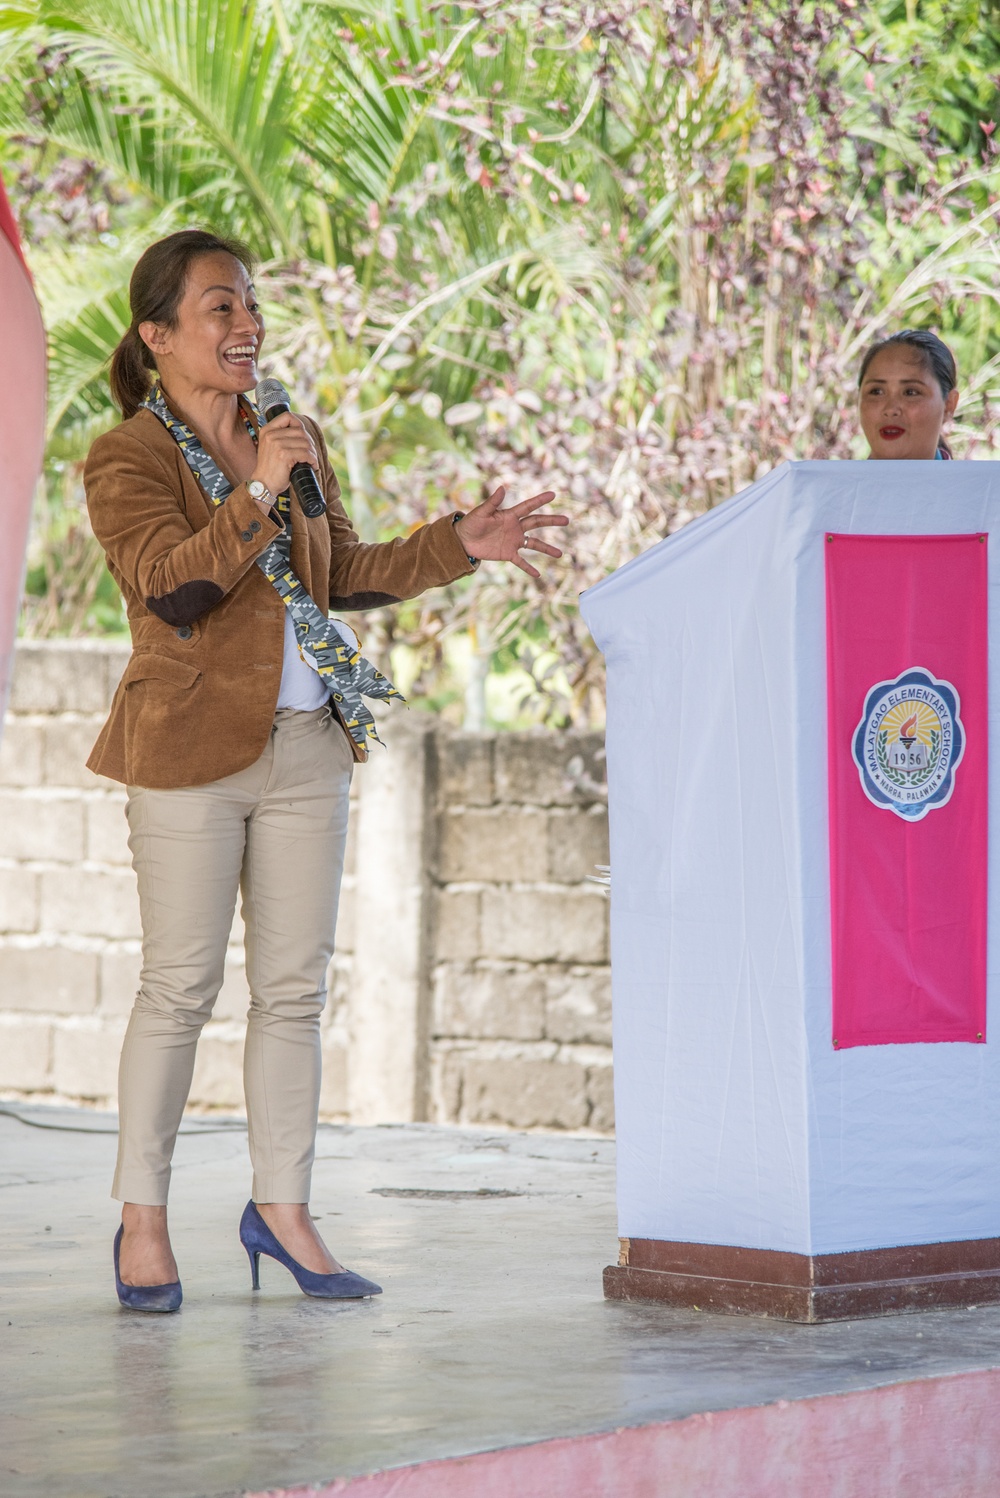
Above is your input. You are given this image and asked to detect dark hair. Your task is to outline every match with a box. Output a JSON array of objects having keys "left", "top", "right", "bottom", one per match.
[
  {"left": 109, "top": 229, "right": 258, "bottom": 419},
  {"left": 858, "top": 329, "right": 958, "bottom": 457}
]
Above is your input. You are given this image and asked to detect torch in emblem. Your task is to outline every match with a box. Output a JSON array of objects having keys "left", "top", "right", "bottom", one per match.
[{"left": 887, "top": 707, "right": 929, "bottom": 774}]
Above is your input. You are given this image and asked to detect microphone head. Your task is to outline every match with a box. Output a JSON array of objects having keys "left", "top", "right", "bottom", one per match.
[{"left": 255, "top": 377, "right": 291, "bottom": 420}]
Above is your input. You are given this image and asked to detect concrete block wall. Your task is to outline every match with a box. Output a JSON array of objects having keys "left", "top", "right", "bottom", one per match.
[
  {"left": 0, "top": 642, "right": 611, "bottom": 1133},
  {"left": 0, "top": 641, "right": 135, "bottom": 1103},
  {"left": 430, "top": 732, "right": 612, "bottom": 1131}
]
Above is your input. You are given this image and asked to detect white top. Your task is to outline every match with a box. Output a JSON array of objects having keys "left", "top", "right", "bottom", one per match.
[{"left": 275, "top": 611, "right": 359, "bottom": 711}]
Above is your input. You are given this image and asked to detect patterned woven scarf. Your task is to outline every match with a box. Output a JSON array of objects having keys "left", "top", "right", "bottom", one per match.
[{"left": 142, "top": 385, "right": 403, "bottom": 749}]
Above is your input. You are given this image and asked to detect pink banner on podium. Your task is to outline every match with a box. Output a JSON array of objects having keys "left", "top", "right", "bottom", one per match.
[{"left": 826, "top": 532, "right": 988, "bottom": 1049}]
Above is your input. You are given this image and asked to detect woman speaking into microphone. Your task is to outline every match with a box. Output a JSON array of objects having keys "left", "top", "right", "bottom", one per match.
[{"left": 85, "top": 228, "right": 567, "bottom": 1311}]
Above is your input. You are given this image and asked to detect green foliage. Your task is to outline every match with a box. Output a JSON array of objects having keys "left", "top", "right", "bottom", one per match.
[
  {"left": 3, "top": 0, "right": 1000, "bottom": 725},
  {"left": 871, "top": 0, "right": 1000, "bottom": 155}
]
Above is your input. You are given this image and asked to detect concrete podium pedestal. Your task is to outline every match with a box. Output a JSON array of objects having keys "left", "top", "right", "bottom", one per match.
[{"left": 605, "top": 1235, "right": 1000, "bottom": 1322}]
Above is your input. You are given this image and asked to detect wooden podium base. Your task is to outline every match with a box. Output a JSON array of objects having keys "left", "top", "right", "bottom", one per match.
[{"left": 604, "top": 1236, "right": 1000, "bottom": 1322}]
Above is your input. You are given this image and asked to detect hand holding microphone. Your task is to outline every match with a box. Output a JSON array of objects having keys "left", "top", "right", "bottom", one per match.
[{"left": 250, "top": 378, "right": 326, "bottom": 518}]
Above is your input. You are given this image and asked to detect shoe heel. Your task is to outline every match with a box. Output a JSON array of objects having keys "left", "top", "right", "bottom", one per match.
[{"left": 238, "top": 1200, "right": 382, "bottom": 1300}]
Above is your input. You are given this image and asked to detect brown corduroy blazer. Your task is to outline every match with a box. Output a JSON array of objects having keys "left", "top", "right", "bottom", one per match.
[{"left": 84, "top": 406, "right": 474, "bottom": 789}]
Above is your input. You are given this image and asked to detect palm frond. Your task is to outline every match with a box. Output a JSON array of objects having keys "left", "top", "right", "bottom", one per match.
[{"left": 22, "top": 0, "right": 322, "bottom": 250}]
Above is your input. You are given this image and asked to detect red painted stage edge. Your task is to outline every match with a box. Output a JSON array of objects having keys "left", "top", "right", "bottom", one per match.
[{"left": 247, "top": 1365, "right": 1000, "bottom": 1498}]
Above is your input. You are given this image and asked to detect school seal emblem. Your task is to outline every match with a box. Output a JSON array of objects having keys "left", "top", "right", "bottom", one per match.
[{"left": 852, "top": 667, "right": 964, "bottom": 821}]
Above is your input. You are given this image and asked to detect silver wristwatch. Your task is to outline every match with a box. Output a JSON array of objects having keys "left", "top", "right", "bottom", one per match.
[{"left": 248, "top": 479, "right": 271, "bottom": 504}]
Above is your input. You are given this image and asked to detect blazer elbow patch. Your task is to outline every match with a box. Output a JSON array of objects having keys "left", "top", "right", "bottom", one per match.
[
  {"left": 146, "top": 579, "right": 225, "bottom": 626},
  {"left": 329, "top": 590, "right": 401, "bottom": 611}
]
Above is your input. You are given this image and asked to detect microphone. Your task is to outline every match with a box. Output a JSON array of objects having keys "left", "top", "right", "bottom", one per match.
[{"left": 255, "top": 377, "right": 327, "bottom": 518}]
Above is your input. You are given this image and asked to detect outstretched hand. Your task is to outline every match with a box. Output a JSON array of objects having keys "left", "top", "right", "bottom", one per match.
[{"left": 453, "top": 487, "right": 568, "bottom": 580}]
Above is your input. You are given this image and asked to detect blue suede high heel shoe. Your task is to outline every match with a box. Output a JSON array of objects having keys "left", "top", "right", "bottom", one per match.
[
  {"left": 239, "top": 1201, "right": 382, "bottom": 1299},
  {"left": 113, "top": 1225, "right": 183, "bottom": 1313}
]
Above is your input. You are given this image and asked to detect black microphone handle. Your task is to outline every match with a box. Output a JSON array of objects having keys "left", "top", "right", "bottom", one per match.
[
  {"left": 260, "top": 397, "right": 327, "bottom": 517},
  {"left": 289, "top": 461, "right": 327, "bottom": 519}
]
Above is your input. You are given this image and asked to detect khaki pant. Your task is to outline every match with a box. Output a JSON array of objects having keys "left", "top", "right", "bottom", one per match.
[{"left": 113, "top": 706, "right": 353, "bottom": 1206}]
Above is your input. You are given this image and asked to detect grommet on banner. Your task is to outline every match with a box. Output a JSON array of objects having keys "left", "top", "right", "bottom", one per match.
[
  {"left": 978, "top": 1032, "right": 983, "bottom": 1040},
  {"left": 827, "top": 534, "right": 834, "bottom": 543},
  {"left": 833, "top": 1038, "right": 839, "bottom": 1048}
]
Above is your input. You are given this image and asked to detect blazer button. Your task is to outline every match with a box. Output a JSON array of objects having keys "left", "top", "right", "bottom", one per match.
[
  {"left": 176, "top": 625, "right": 193, "bottom": 640},
  {"left": 240, "top": 528, "right": 253, "bottom": 542},
  {"left": 250, "top": 519, "right": 261, "bottom": 533}
]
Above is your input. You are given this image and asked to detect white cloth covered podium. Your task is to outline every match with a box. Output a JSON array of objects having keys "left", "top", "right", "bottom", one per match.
[{"left": 582, "top": 460, "right": 1000, "bottom": 1320}]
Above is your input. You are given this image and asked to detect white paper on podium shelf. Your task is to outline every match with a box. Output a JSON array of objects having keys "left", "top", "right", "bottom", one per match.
[{"left": 582, "top": 460, "right": 1000, "bottom": 1256}]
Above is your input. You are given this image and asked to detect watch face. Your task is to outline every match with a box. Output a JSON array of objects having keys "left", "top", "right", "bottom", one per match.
[{"left": 249, "top": 480, "right": 267, "bottom": 500}]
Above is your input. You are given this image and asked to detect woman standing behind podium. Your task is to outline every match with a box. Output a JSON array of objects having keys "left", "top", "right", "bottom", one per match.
[
  {"left": 858, "top": 329, "right": 959, "bottom": 460},
  {"left": 85, "top": 229, "right": 567, "bottom": 1312}
]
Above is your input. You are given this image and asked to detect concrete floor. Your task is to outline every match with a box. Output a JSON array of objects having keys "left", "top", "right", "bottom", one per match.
[{"left": 3, "top": 1106, "right": 1000, "bottom": 1498}]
